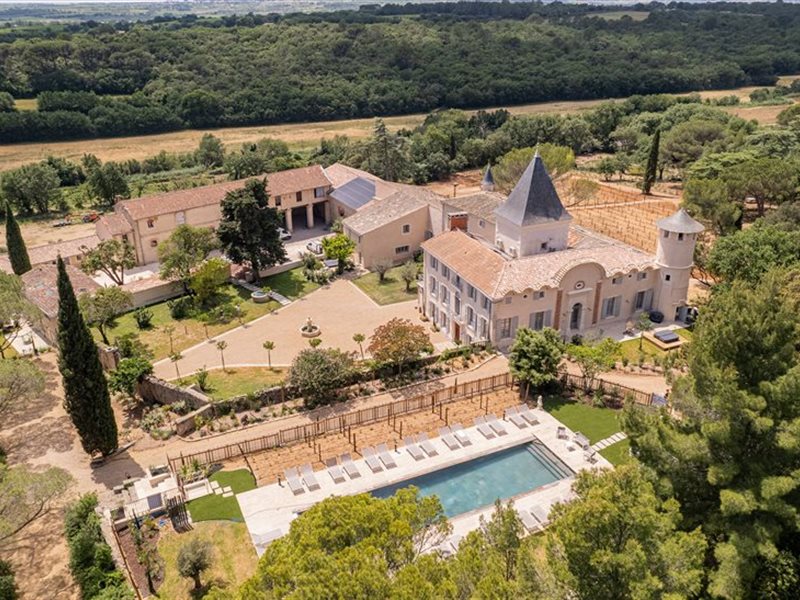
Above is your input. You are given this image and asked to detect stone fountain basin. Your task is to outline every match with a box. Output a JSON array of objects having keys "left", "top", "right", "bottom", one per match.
[
  {"left": 251, "top": 291, "right": 270, "bottom": 304},
  {"left": 300, "top": 327, "right": 321, "bottom": 338}
]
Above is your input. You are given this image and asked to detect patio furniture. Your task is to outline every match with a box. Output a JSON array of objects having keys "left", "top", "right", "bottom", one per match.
[
  {"left": 376, "top": 443, "right": 398, "bottom": 469},
  {"left": 362, "top": 447, "right": 383, "bottom": 473},
  {"left": 474, "top": 416, "right": 495, "bottom": 439},
  {"left": 340, "top": 453, "right": 361, "bottom": 479},
  {"left": 505, "top": 406, "right": 528, "bottom": 429},
  {"left": 416, "top": 433, "right": 439, "bottom": 457},
  {"left": 531, "top": 504, "right": 550, "bottom": 527},
  {"left": 556, "top": 426, "right": 568, "bottom": 439},
  {"left": 486, "top": 414, "right": 508, "bottom": 436},
  {"left": 325, "top": 457, "right": 346, "bottom": 483},
  {"left": 573, "top": 432, "right": 590, "bottom": 450},
  {"left": 518, "top": 509, "right": 541, "bottom": 532},
  {"left": 450, "top": 423, "right": 472, "bottom": 446},
  {"left": 516, "top": 404, "right": 540, "bottom": 426},
  {"left": 284, "top": 468, "right": 305, "bottom": 495},
  {"left": 438, "top": 427, "right": 460, "bottom": 450},
  {"left": 404, "top": 437, "right": 425, "bottom": 461},
  {"left": 300, "top": 464, "right": 320, "bottom": 491},
  {"left": 584, "top": 449, "right": 598, "bottom": 464}
]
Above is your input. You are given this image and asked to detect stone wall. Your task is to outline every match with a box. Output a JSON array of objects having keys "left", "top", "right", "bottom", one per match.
[
  {"left": 97, "top": 345, "right": 121, "bottom": 371},
  {"left": 137, "top": 375, "right": 211, "bottom": 411}
]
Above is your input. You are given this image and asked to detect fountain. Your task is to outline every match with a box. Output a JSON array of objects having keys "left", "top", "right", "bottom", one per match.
[{"left": 300, "top": 316, "right": 321, "bottom": 338}]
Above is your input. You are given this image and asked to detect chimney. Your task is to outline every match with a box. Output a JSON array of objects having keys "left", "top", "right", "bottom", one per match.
[{"left": 448, "top": 212, "right": 468, "bottom": 231}]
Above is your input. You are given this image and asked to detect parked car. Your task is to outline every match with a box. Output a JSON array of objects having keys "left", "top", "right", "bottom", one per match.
[
  {"left": 306, "top": 240, "right": 323, "bottom": 254},
  {"left": 278, "top": 227, "right": 292, "bottom": 241}
]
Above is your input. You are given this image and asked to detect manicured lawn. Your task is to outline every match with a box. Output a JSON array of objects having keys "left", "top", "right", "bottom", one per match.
[
  {"left": 186, "top": 469, "right": 256, "bottom": 522},
  {"left": 157, "top": 521, "right": 257, "bottom": 599},
  {"left": 353, "top": 266, "right": 418, "bottom": 305},
  {"left": 619, "top": 327, "right": 691, "bottom": 363},
  {"left": 264, "top": 267, "right": 320, "bottom": 299},
  {"left": 102, "top": 268, "right": 318, "bottom": 359},
  {"left": 183, "top": 367, "right": 286, "bottom": 400},
  {"left": 599, "top": 438, "right": 633, "bottom": 466},
  {"left": 544, "top": 396, "right": 621, "bottom": 445}
]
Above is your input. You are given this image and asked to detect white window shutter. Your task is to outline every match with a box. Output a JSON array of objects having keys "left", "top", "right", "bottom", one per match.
[{"left": 644, "top": 289, "right": 654, "bottom": 310}]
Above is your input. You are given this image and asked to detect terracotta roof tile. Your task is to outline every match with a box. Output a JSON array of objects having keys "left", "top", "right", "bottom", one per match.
[
  {"left": 267, "top": 165, "right": 331, "bottom": 198},
  {"left": 22, "top": 263, "right": 101, "bottom": 318},
  {"left": 98, "top": 213, "right": 133, "bottom": 237},
  {"left": 422, "top": 227, "right": 655, "bottom": 299}
]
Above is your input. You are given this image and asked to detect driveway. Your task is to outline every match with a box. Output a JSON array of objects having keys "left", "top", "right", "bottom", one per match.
[{"left": 153, "top": 279, "right": 447, "bottom": 378}]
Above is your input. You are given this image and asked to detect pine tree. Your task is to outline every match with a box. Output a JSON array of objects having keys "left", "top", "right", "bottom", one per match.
[
  {"left": 642, "top": 129, "right": 660, "bottom": 195},
  {"left": 4, "top": 203, "right": 31, "bottom": 275},
  {"left": 56, "top": 256, "right": 118, "bottom": 457}
]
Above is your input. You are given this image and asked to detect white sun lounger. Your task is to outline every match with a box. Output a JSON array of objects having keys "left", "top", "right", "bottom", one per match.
[
  {"left": 486, "top": 414, "right": 508, "bottom": 436},
  {"left": 416, "top": 433, "right": 439, "bottom": 457},
  {"left": 438, "top": 427, "right": 460, "bottom": 450},
  {"left": 474, "top": 416, "right": 495, "bottom": 439},
  {"left": 300, "top": 463, "right": 320, "bottom": 491},
  {"left": 574, "top": 432, "right": 591, "bottom": 450},
  {"left": 376, "top": 443, "right": 398, "bottom": 469},
  {"left": 518, "top": 509, "right": 541, "bottom": 532},
  {"left": 283, "top": 468, "right": 305, "bottom": 495},
  {"left": 325, "top": 457, "right": 346, "bottom": 483},
  {"left": 362, "top": 447, "right": 383, "bottom": 473},
  {"left": 516, "top": 404, "right": 539, "bottom": 425},
  {"left": 404, "top": 437, "right": 425, "bottom": 461},
  {"left": 340, "top": 453, "right": 361, "bottom": 479},
  {"left": 505, "top": 406, "right": 529, "bottom": 429},
  {"left": 450, "top": 423, "right": 472, "bottom": 446},
  {"left": 531, "top": 504, "right": 550, "bottom": 526}
]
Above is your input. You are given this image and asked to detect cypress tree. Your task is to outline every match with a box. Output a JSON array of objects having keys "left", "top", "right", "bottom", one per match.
[
  {"left": 642, "top": 129, "right": 660, "bottom": 195},
  {"left": 56, "top": 256, "right": 118, "bottom": 457},
  {"left": 5, "top": 203, "right": 31, "bottom": 275}
]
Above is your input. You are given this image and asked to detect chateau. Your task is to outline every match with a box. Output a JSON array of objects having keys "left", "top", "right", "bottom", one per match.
[{"left": 418, "top": 153, "right": 702, "bottom": 349}]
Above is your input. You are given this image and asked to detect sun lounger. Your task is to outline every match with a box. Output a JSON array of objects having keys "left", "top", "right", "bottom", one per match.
[
  {"left": 404, "top": 437, "right": 425, "bottom": 461},
  {"left": 584, "top": 449, "right": 598, "bottom": 464},
  {"left": 518, "top": 509, "right": 541, "bottom": 532},
  {"left": 574, "top": 432, "right": 590, "bottom": 450},
  {"left": 516, "top": 404, "right": 539, "bottom": 426},
  {"left": 486, "top": 414, "right": 508, "bottom": 436},
  {"left": 416, "top": 433, "right": 439, "bottom": 457},
  {"left": 362, "top": 447, "right": 383, "bottom": 473},
  {"left": 505, "top": 406, "right": 528, "bottom": 429},
  {"left": 531, "top": 504, "right": 550, "bottom": 527},
  {"left": 438, "top": 427, "right": 460, "bottom": 450},
  {"left": 556, "top": 425, "right": 568, "bottom": 439},
  {"left": 340, "top": 453, "right": 361, "bottom": 478},
  {"left": 450, "top": 423, "right": 472, "bottom": 446},
  {"left": 300, "top": 463, "right": 320, "bottom": 491},
  {"left": 376, "top": 443, "right": 398, "bottom": 469},
  {"left": 283, "top": 468, "right": 305, "bottom": 495},
  {"left": 474, "top": 416, "right": 495, "bottom": 439},
  {"left": 325, "top": 457, "right": 345, "bottom": 483}
]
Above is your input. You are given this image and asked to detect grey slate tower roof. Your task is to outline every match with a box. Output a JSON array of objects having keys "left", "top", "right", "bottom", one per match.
[
  {"left": 494, "top": 152, "right": 571, "bottom": 226},
  {"left": 482, "top": 163, "right": 495, "bottom": 186},
  {"left": 656, "top": 208, "right": 704, "bottom": 234}
]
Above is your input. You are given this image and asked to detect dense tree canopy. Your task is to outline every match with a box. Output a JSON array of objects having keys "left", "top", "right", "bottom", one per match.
[{"left": 1, "top": 3, "right": 799, "bottom": 143}]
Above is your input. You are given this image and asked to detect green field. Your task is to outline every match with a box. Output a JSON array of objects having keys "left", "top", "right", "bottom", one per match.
[
  {"left": 353, "top": 266, "right": 418, "bottom": 305},
  {"left": 183, "top": 367, "right": 286, "bottom": 400},
  {"left": 186, "top": 469, "right": 256, "bottom": 522}
]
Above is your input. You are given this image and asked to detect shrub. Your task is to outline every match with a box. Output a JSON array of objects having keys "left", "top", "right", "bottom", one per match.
[
  {"left": 167, "top": 296, "right": 193, "bottom": 319},
  {"left": 177, "top": 538, "right": 213, "bottom": 591},
  {"left": 114, "top": 332, "right": 153, "bottom": 360},
  {"left": 0, "top": 560, "right": 18, "bottom": 600},
  {"left": 140, "top": 408, "right": 165, "bottom": 433},
  {"left": 133, "top": 307, "right": 153, "bottom": 329},
  {"left": 195, "top": 367, "right": 210, "bottom": 391},
  {"left": 65, "top": 494, "right": 132, "bottom": 600},
  {"left": 210, "top": 302, "right": 237, "bottom": 324}
]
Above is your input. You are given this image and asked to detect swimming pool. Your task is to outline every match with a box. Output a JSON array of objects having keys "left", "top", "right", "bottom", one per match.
[{"left": 371, "top": 441, "right": 572, "bottom": 517}]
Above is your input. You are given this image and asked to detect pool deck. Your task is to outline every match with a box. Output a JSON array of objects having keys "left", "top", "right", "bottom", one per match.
[{"left": 237, "top": 408, "right": 611, "bottom": 555}]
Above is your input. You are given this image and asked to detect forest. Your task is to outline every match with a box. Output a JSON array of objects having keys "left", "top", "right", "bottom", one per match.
[{"left": 1, "top": 1, "right": 800, "bottom": 143}]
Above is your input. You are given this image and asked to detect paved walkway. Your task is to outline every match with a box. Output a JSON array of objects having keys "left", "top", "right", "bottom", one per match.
[
  {"left": 153, "top": 279, "right": 447, "bottom": 378},
  {"left": 591, "top": 432, "right": 628, "bottom": 451}
]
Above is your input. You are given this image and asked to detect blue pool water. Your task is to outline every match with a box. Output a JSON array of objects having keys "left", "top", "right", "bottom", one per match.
[{"left": 372, "top": 442, "right": 571, "bottom": 517}]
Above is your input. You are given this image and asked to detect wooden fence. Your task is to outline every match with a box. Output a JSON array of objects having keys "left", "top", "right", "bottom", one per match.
[
  {"left": 559, "top": 372, "right": 654, "bottom": 407},
  {"left": 168, "top": 372, "right": 514, "bottom": 474}
]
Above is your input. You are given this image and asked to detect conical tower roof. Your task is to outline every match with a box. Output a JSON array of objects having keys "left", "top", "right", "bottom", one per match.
[
  {"left": 494, "top": 152, "right": 570, "bottom": 226},
  {"left": 656, "top": 208, "right": 704, "bottom": 234}
]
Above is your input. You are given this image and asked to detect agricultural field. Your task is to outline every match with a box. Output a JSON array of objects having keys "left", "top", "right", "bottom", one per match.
[{"left": 1, "top": 77, "right": 797, "bottom": 174}]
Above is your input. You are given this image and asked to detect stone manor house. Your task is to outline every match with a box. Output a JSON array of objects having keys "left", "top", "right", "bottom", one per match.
[{"left": 418, "top": 153, "right": 703, "bottom": 349}]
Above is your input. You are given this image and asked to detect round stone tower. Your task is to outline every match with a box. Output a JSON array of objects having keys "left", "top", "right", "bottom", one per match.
[{"left": 654, "top": 208, "right": 704, "bottom": 321}]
